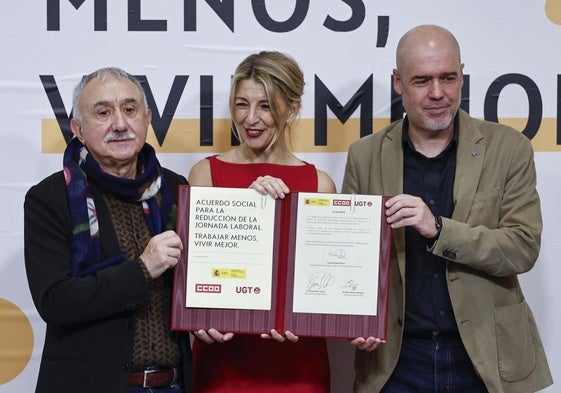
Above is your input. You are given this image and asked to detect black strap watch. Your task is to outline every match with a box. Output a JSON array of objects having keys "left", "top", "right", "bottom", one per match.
[
  {"left": 427, "top": 215, "right": 442, "bottom": 246},
  {"left": 433, "top": 215, "right": 442, "bottom": 238}
]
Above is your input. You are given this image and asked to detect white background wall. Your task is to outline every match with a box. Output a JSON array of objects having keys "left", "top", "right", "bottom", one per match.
[{"left": 0, "top": 1, "right": 559, "bottom": 392}]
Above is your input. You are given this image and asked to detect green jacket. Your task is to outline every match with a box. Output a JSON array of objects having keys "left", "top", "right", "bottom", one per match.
[{"left": 342, "top": 109, "right": 552, "bottom": 393}]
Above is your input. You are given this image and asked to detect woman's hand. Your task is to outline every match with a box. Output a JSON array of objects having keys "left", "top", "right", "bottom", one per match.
[
  {"left": 250, "top": 175, "right": 290, "bottom": 199},
  {"left": 193, "top": 328, "right": 234, "bottom": 344},
  {"left": 261, "top": 329, "right": 299, "bottom": 343}
]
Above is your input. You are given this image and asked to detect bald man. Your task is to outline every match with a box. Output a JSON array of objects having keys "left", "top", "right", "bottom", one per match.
[{"left": 343, "top": 25, "right": 552, "bottom": 393}]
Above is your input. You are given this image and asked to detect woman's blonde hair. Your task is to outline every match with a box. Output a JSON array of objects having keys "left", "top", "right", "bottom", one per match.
[{"left": 229, "top": 51, "right": 304, "bottom": 148}]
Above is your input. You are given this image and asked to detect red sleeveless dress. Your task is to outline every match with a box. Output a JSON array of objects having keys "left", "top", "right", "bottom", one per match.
[{"left": 192, "top": 155, "right": 330, "bottom": 393}]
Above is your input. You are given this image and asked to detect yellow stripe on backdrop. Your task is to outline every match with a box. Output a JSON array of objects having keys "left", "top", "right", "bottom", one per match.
[{"left": 42, "top": 117, "right": 561, "bottom": 153}]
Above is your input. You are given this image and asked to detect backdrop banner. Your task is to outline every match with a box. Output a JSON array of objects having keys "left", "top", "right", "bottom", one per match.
[{"left": 1, "top": 2, "right": 559, "bottom": 392}]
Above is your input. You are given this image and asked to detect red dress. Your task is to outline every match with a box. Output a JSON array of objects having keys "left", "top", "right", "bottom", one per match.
[{"left": 192, "top": 155, "right": 331, "bottom": 393}]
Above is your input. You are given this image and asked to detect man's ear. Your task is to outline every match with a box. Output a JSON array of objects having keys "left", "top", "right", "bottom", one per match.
[
  {"left": 145, "top": 108, "right": 152, "bottom": 126},
  {"left": 392, "top": 68, "right": 403, "bottom": 95},
  {"left": 70, "top": 118, "right": 84, "bottom": 142}
]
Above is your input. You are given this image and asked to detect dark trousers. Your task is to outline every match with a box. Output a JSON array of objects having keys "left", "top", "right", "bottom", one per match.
[{"left": 381, "top": 333, "right": 488, "bottom": 393}]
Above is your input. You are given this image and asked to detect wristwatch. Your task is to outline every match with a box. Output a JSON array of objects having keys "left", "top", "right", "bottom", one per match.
[
  {"left": 433, "top": 215, "right": 442, "bottom": 239},
  {"left": 427, "top": 216, "right": 442, "bottom": 246}
]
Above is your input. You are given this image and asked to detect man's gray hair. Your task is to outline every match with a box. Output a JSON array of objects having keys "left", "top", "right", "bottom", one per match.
[{"left": 72, "top": 67, "right": 149, "bottom": 121}]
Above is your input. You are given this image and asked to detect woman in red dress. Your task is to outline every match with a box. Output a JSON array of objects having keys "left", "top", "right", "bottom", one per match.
[{"left": 188, "top": 51, "right": 335, "bottom": 393}]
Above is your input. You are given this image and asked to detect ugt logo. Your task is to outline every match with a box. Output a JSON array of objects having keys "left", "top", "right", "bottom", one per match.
[{"left": 235, "top": 286, "right": 261, "bottom": 294}]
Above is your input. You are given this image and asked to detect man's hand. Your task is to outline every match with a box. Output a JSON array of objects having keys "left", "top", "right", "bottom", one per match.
[
  {"left": 350, "top": 336, "right": 385, "bottom": 351},
  {"left": 385, "top": 194, "right": 438, "bottom": 238},
  {"left": 139, "top": 230, "right": 183, "bottom": 279}
]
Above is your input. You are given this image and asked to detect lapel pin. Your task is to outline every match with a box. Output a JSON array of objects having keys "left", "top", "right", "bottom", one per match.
[{"left": 471, "top": 152, "right": 478, "bottom": 157}]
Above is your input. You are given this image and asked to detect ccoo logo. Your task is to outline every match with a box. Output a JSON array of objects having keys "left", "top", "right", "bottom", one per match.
[{"left": 195, "top": 284, "right": 222, "bottom": 293}]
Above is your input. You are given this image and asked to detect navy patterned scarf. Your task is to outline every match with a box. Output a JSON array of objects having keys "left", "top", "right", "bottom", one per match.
[{"left": 63, "top": 138, "right": 175, "bottom": 276}]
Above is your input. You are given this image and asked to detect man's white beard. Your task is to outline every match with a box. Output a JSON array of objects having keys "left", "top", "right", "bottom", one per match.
[{"left": 423, "top": 114, "right": 453, "bottom": 132}]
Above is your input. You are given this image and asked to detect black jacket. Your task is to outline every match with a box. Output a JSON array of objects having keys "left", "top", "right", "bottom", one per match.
[{"left": 24, "top": 168, "right": 192, "bottom": 393}]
